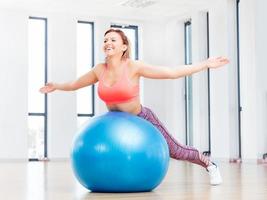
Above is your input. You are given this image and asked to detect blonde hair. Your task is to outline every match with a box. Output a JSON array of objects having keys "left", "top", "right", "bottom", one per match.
[{"left": 104, "top": 28, "right": 131, "bottom": 60}]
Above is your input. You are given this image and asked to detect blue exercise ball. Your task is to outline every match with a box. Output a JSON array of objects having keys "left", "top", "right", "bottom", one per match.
[{"left": 71, "top": 111, "right": 169, "bottom": 192}]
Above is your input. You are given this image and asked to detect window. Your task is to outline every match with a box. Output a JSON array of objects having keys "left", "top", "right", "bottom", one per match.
[
  {"left": 28, "top": 17, "right": 47, "bottom": 160},
  {"left": 184, "top": 20, "right": 193, "bottom": 146},
  {"left": 77, "top": 21, "right": 95, "bottom": 127}
]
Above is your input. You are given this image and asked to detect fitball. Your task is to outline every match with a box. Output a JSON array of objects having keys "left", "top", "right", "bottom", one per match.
[{"left": 71, "top": 111, "right": 169, "bottom": 192}]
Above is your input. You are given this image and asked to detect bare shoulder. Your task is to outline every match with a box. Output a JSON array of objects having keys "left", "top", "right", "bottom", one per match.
[
  {"left": 129, "top": 59, "right": 143, "bottom": 67},
  {"left": 127, "top": 59, "right": 143, "bottom": 71},
  {"left": 92, "top": 63, "right": 106, "bottom": 78},
  {"left": 128, "top": 60, "right": 149, "bottom": 76}
]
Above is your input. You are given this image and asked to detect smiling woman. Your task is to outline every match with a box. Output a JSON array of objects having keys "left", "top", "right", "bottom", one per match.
[
  {"left": 39, "top": 27, "right": 229, "bottom": 186},
  {"left": 1, "top": 0, "right": 267, "bottom": 198},
  {"left": 103, "top": 29, "right": 131, "bottom": 61}
]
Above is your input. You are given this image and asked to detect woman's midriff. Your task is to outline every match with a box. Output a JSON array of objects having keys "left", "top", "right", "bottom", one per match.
[{"left": 107, "top": 97, "right": 142, "bottom": 115}]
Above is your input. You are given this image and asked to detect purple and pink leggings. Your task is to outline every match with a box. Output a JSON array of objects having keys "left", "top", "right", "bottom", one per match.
[{"left": 137, "top": 106, "right": 210, "bottom": 168}]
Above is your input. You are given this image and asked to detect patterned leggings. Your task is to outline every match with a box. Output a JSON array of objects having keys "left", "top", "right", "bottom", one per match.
[{"left": 137, "top": 106, "right": 210, "bottom": 168}]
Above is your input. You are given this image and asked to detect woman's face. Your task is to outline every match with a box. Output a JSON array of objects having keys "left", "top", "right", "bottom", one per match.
[{"left": 103, "top": 32, "right": 127, "bottom": 58}]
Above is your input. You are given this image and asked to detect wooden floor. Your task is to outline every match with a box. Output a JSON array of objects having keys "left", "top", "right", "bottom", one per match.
[{"left": 0, "top": 160, "right": 266, "bottom": 200}]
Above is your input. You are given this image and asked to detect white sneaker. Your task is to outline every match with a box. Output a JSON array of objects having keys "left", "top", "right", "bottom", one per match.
[{"left": 207, "top": 162, "right": 222, "bottom": 185}]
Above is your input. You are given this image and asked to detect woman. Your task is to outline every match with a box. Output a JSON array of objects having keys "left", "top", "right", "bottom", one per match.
[{"left": 40, "top": 28, "right": 229, "bottom": 185}]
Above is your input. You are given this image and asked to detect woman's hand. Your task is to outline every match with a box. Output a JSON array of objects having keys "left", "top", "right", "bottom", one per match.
[
  {"left": 39, "top": 82, "right": 56, "bottom": 93},
  {"left": 205, "top": 56, "right": 230, "bottom": 69}
]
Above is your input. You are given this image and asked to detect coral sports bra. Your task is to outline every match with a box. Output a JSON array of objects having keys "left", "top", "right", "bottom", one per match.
[{"left": 98, "top": 62, "right": 139, "bottom": 105}]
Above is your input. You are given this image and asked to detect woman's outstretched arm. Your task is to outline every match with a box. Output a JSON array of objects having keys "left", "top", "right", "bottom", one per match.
[
  {"left": 39, "top": 64, "right": 101, "bottom": 93},
  {"left": 136, "top": 57, "right": 229, "bottom": 79}
]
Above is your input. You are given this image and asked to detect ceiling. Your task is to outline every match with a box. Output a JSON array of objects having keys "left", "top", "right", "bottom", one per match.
[{"left": 0, "top": 0, "right": 212, "bottom": 20}]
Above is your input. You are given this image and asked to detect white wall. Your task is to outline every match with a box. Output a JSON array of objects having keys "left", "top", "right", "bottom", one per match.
[
  {"left": 209, "top": 0, "right": 241, "bottom": 159},
  {"left": 191, "top": 11, "right": 210, "bottom": 152},
  {"left": 255, "top": 0, "right": 267, "bottom": 158},
  {"left": 0, "top": 7, "right": 144, "bottom": 160},
  {"left": 0, "top": 10, "right": 28, "bottom": 159},
  {"left": 1, "top": 0, "right": 267, "bottom": 161},
  {"left": 163, "top": 19, "right": 187, "bottom": 143},
  {"left": 142, "top": 19, "right": 186, "bottom": 143},
  {"left": 208, "top": 0, "right": 238, "bottom": 160},
  {"left": 239, "top": 0, "right": 258, "bottom": 161},
  {"left": 179, "top": 0, "right": 240, "bottom": 160},
  {"left": 239, "top": 0, "right": 267, "bottom": 160},
  {"left": 142, "top": 0, "right": 267, "bottom": 162},
  {"left": 47, "top": 13, "right": 77, "bottom": 159}
]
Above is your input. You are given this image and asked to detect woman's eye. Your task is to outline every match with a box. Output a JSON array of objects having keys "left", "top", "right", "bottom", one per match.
[{"left": 112, "top": 39, "right": 116, "bottom": 42}]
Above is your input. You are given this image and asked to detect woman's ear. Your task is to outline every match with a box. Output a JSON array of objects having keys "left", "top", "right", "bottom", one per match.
[{"left": 122, "top": 44, "right": 127, "bottom": 51}]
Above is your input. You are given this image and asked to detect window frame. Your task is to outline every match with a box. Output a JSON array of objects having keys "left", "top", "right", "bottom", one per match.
[
  {"left": 184, "top": 20, "right": 193, "bottom": 146},
  {"left": 28, "top": 16, "right": 48, "bottom": 161}
]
